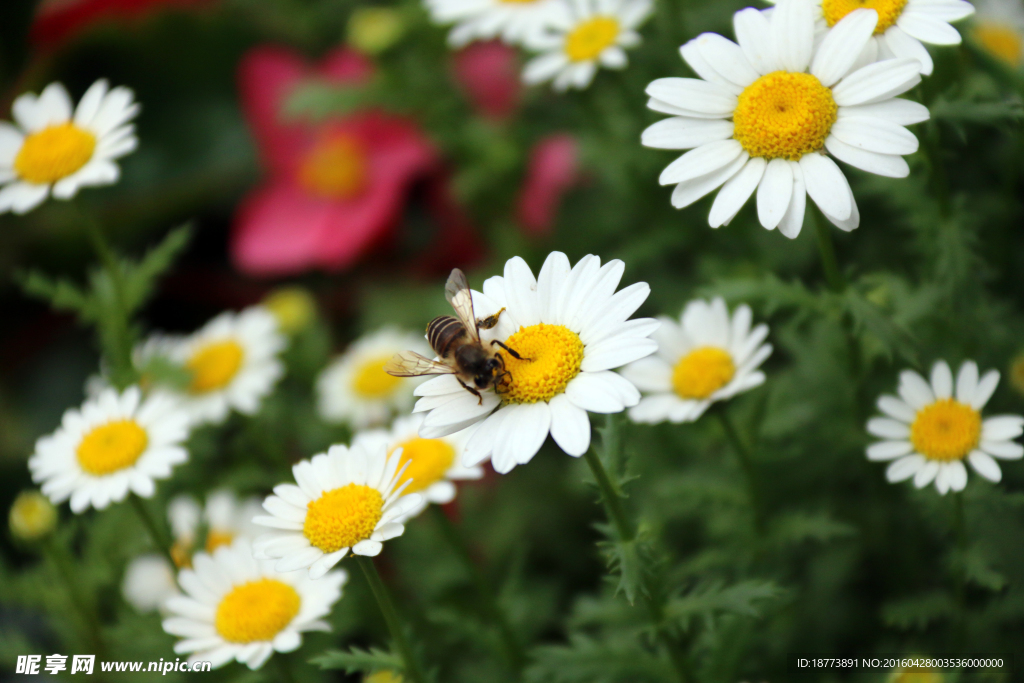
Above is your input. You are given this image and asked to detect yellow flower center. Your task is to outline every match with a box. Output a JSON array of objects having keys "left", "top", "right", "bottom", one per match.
[
  {"left": 910, "top": 398, "right": 981, "bottom": 461},
  {"left": 14, "top": 123, "right": 96, "bottom": 185},
  {"left": 365, "top": 672, "right": 404, "bottom": 683},
  {"left": 822, "top": 0, "right": 908, "bottom": 33},
  {"left": 392, "top": 438, "right": 456, "bottom": 494},
  {"left": 565, "top": 17, "right": 620, "bottom": 62},
  {"left": 214, "top": 578, "right": 300, "bottom": 644},
  {"left": 76, "top": 420, "right": 149, "bottom": 476},
  {"left": 352, "top": 355, "right": 403, "bottom": 398},
  {"left": 733, "top": 71, "right": 838, "bottom": 161},
  {"left": 347, "top": 7, "right": 406, "bottom": 54},
  {"left": 297, "top": 136, "right": 368, "bottom": 200},
  {"left": 263, "top": 287, "right": 316, "bottom": 334},
  {"left": 170, "top": 539, "right": 193, "bottom": 569},
  {"left": 672, "top": 347, "right": 735, "bottom": 400},
  {"left": 186, "top": 340, "right": 245, "bottom": 394},
  {"left": 205, "top": 529, "right": 235, "bottom": 553},
  {"left": 974, "top": 23, "right": 1024, "bottom": 68},
  {"left": 9, "top": 491, "right": 57, "bottom": 541},
  {"left": 501, "top": 324, "right": 584, "bottom": 404},
  {"left": 303, "top": 484, "right": 384, "bottom": 553}
]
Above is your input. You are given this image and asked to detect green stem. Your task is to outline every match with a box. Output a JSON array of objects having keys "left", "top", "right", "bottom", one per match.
[
  {"left": 43, "top": 536, "right": 106, "bottom": 657},
  {"left": 79, "top": 207, "right": 136, "bottom": 390},
  {"left": 272, "top": 651, "right": 297, "bottom": 683},
  {"left": 429, "top": 505, "right": 524, "bottom": 673},
  {"left": 809, "top": 207, "right": 846, "bottom": 293},
  {"left": 953, "top": 494, "right": 968, "bottom": 643},
  {"left": 582, "top": 419, "right": 689, "bottom": 683},
  {"left": 715, "top": 411, "right": 764, "bottom": 533},
  {"left": 357, "top": 556, "right": 427, "bottom": 683},
  {"left": 128, "top": 495, "right": 176, "bottom": 569}
]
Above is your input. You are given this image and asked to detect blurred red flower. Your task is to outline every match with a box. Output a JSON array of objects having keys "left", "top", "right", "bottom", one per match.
[
  {"left": 231, "top": 46, "right": 441, "bottom": 276},
  {"left": 517, "top": 134, "right": 580, "bottom": 237},
  {"left": 451, "top": 41, "right": 521, "bottom": 120},
  {"left": 32, "top": 0, "right": 212, "bottom": 47}
]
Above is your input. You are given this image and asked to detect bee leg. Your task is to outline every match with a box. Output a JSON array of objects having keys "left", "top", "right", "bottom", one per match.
[
  {"left": 457, "top": 377, "right": 483, "bottom": 406},
  {"left": 476, "top": 307, "right": 506, "bottom": 330},
  {"left": 495, "top": 371, "right": 513, "bottom": 393},
  {"left": 491, "top": 339, "right": 531, "bottom": 361}
]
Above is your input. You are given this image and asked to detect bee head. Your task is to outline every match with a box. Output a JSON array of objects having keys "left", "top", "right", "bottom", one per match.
[{"left": 474, "top": 358, "right": 503, "bottom": 388}]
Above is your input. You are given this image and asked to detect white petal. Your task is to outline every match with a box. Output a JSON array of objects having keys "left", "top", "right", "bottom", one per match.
[
  {"left": 896, "top": 12, "right": 962, "bottom": 45},
  {"left": 913, "top": 460, "right": 940, "bottom": 488},
  {"left": 829, "top": 116, "right": 918, "bottom": 155},
  {"left": 523, "top": 52, "right": 569, "bottom": 84},
  {"left": 878, "top": 395, "right": 916, "bottom": 422},
  {"left": 659, "top": 140, "right": 745, "bottom": 186},
  {"left": 733, "top": 8, "right": 779, "bottom": 74},
  {"left": 693, "top": 32, "right": 760, "bottom": 87},
  {"left": 709, "top": 157, "right": 766, "bottom": 228},
  {"left": 799, "top": 154, "right": 852, "bottom": 221},
  {"left": 980, "top": 440, "right": 1024, "bottom": 460},
  {"left": 671, "top": 151, "right": 749, "bottom": 209},
  {"left": 982, "top": 416, "right": 1024, "bottom": 441},
  {"left": 968, "top": 450, "right": 1002, "bottom": 482},
  {"left": 970, "top": 370, "right": 999, "bottom": 409},
  {"left": 867, "top": 440, "right": 914, "bottom": 461},
  {"left": 838, "top": 97, "right": 930, "bottom": 125},
  {"left": 503, "top": 256, "right": 540, "bottom": 327},
  {"left": 548, "top": 393, "right": 591, "bottom": 456},
  {"left": 825, "top": 136, "right": 910, "bottom": 177},
  {"left": 883, "top": 25, "right": 934, "bottom": 75},
  {"left": 867, "top": 417, "right": 910, "bottom": 439},
  {"left": 832, "top": 58, "right": 922, "bottom": 106},
  {"left": 772, "top": 0, "right": 815, "bottom": 72},
  {"left": 955, "top": 360, "right": 978, "bottom": 404},
  {"left": 810, "top": 8, "right": 880, "bottom": 86},
  {"left": 946, "top": 460, "right": 968, "bottom": 491},
  {"left": 886, "top": 454, "right": 925, "bottom": 482},
  {"left": 899, "top": 369, "right": 935, "bottom": 409},
  {"left": 352, "top": 540, "right": 383, "bottom": 556},
  {"left": 645, "top": 78, "right": 737, "bottom": 114},
  {"left": 777, "top": 161, "right": 807, "bottom": 238},
  {"left": 679, "top": 41, "right": 743, "bottom": 95},
  {"left": 930, "top": 360, "right": 953, "bottom": 398},
  {"left": 641, "top": 117, "right": 735, "bottom": 150},
  {"left": 756, "top": 157, "right": 793, "bottom": 229},
  {"left": 565, "top": 373, "right": 627, "bottom": 413}
]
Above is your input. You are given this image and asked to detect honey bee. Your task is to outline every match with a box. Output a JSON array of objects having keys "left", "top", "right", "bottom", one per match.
[{"left": 384, "top": 268, "right": 527, "bottom": 404}]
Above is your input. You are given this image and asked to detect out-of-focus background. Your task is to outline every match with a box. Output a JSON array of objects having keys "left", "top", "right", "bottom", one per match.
[{"left": 2, "top": 0, "right": 1024, "bottom": 681}]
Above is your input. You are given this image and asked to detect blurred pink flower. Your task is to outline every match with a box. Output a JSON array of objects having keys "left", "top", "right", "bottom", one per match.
[
  {"left": 32, "top": 0, "right": 213, "bottom": 47},
  {"left": 231, "top": 46, "right": 439, "bottom": 276},
  {"left": 452, "top": 41, "right": 521, "bottom": 120},
  {"left": 517, "top": 134, "right": 580, "bottom": 237}
]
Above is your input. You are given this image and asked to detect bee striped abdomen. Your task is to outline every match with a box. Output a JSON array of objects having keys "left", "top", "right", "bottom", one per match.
[{"left": 427, "top": 316, "right": 467, "bottom": 358}]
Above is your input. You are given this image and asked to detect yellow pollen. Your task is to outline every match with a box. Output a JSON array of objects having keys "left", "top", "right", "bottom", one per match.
[
  {"left": 352, "top": 355, "right": 403, "bottom": 398},
  {"left": 76, "top": 420, "right": 149, "bottom": 476},
  {"left": 297, "top": 136, "right": 368, "bottom": 200},
  {"left": 170, "top": 539, "right": 193, "bottom": 569},
  {"left": 500, "top": 323, "right": 584, "bottom": 404},
  {"left": 672, "top": 347, "right": 735, "bottom": 400},
  {"left": 733, "top": 71, "right": 837, "bottom": 161},
  {"left": 391, "top": 438, "right": 456, "bottom": 494},
  {"left": 14, "top": 123, "right": 96, "bottom": 184},
  {"left": 565, "top": 17, "right": 620, "bottom": 62},
  {"left": 974, "top": 23, "right": 1024, "bottom": 68},
  {"left": 205, "top": 529, "right": 235, "bottom": 553},
  {"left": 822, "top": 0, "right": 908, "bottom": 33},
  {"left": 303, "top": 484, "right": 384, "bottom": 553},
  {"left": 910, "top": 398, "right": 982, "bottom": 462},
  {"left": 214, "top": 578, "right": 300, "bottom": 644},
  {"left": 186, "top": 340, "right": 245, "bottom": 394}
]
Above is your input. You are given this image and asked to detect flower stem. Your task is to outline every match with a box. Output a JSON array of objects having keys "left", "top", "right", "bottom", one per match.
[
  {"left": 582, "top": 416, "right": 690, "bottom": 683},
  {"left": 128, "top": 494, "right": 176, "bottom": 569},
  {"left": 715, "top": 410, "right": 764, "bottom": 533},
  {"left": 43, "top": 535, "right": 106, "bottom": 657},
  {"left": 357, "top": 556, "right": 427, "bottom": 683},
  {"left": 78, "top": 206, "right": 136, "bottom": 390},
  {"left": 952, "top": 494, "right": 968, "bottom": 643},
  {"left": 809, "top": 207, "right": 846, "bottom": 293},
  {"left": 429, "top": 505, "right": 524, "bottom": 673}
]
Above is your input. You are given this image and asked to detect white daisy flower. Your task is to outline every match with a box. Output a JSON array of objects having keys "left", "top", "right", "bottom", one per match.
[
  {"left": 413, "top": 252, "right": 658, "bottom": 474},
  {"left": 252, "top": 441, "right": 423, "bottom": 579},
  {"left": 425, "top": 0, "right": 568, "bottom": 47},
  {"left": 867, "top": 360, "right": 1024, "bottom": 494},
  {"left": 768, "top": 0, "right": 975, "bottom": 76},
  {"left": 353, "top": 413, "right": 483, "bottom": 521},
  {"left": 162, "top": 539, "right": 346, "bottom": 670},
  {"left": 29, "top": 387, "right": 189, "bottom": 514},
  {"left": 122, "top": 491, "right": 264, "bottom": 613},
  {"left": 168, "top": 307, "right": 285, "bottom": 426},
  {"left": 522, "top": 0, "right": 653, "bottom": 91},
  {"left": 317, "top": 328, "right": 430, "bottom": 429},
  {"left": 0, "top": 80, "right": 138, "bottom": 214},
  {"left": 972, "top": 0, "right": 1024, "bottom": 68},
  {"left": 622, "top": 297, "right": 772, "bottom": 424},
  {"left": 642, "top": 0, "right": 929, "bottom": 236}
]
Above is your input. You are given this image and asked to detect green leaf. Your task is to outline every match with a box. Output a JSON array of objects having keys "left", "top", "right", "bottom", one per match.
[
  {"left": 881, "top": 592, "right": 955, "bottom": 630},
  {"left": 310, "top": 646, "right": 403, "bottom": 674},
  {"left": 665, "top": 580, "right": 783, "bottom": 630},
  {"left": 121, "top": 224, "right": 193, "bottom": 314},
  {"left": 767, "top": 511, "right": 858, "bottom": 547},
  {"left": 601, "top": 536, "right": 645, "bottom": 606},
  {"left": 17, "top": 270, "right": 95, "bottom": 320},
  {"left": 840, "top": 287, "right": 919, "bottom": 364},
  {"left": 526, "top": 635, "right": 673, "bottom": 683}
]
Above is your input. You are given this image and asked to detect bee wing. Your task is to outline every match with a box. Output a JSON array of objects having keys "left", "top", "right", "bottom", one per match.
[
  {"left": 384, "top": 351, "right": 457, "bottom": 377},
  {"left": 444, "top": 268, "right": 480, "bottom": 342}
]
